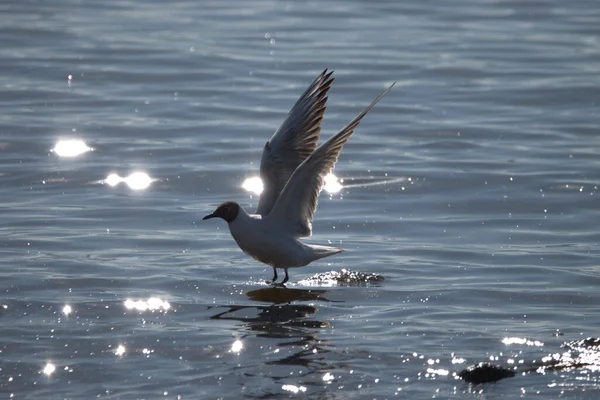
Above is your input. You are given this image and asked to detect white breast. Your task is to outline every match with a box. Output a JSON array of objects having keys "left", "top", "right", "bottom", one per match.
[{"left": 227, "top": 213, "right": 308, "bottom": 268}]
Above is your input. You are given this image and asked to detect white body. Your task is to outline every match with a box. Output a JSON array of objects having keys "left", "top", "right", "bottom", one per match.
[{"left": 228, "top": 208, "right": 343, "bottom": 269}]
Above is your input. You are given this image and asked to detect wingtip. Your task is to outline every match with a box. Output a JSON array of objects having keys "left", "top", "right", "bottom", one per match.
[
  {"left": 318, "top": 69, "right": 335, "bottom": 86},
  {"left": 321, "top": 70, "right": 335, "bottom": 88},
  {"left": 363, "top": 81, "right": 395, "bottom": 111},
  {"left": 380, "top": 81, "right": 396, "bottom": 97},
  {"left": 321, "top": 68, "right": 334, "bottom": 76}
]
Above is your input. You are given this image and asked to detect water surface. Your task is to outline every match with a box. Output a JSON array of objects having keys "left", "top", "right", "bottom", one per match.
[{"left": 1, "top": 0, "right": 600, "bottom": 398}]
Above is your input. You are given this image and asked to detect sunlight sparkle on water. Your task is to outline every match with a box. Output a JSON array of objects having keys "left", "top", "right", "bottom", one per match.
[
  {"left": 324, "top": 173, "right": 342, "bottom": 193},
  {"left": 52, "top": 139, "right": 92, "bottom": 157},
  {"left": 62, "top": 305, "right": 72, "bottom": 315},
  {"left": 115, "top": 345, "right": 126, "bottom": 356},
  {"left": 282, "top": 384, "right": 307, "bottom": 394},
  {"left": 124, "top": 297, "right": 170, "bottom": 312},
  {"left": 126, "top": 172, "right": 153, "bottom": 190},
  {"left": 105, "top": 173, "right": 121, "bottom": 187},
  {"left": 242, "top": 173, "right": 342, "bottom": 195},
  {"left": 231, "top": 339, "right": 243, "bottom": 353},
  {"left": 104, "top": 172, "right": 153, "bottom": 190},
  {"left": 43, "top": 362, "right": 56, "bottom": 376},
  {"left": 502, "top": 337, "right": 544, "bottom": 347},
  {"left": 426, "top": 368, "right": 449, "bottom": 377},
  {"left": 322, "top": 372, "right": 334, "bottom": 382},
  {"left": 242, "top": 176, "right": 263, "bottom": 195}
]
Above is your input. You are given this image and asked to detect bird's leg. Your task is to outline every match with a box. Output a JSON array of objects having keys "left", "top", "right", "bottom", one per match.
[
  {"left": 270, "top": 267, "right": 278, "bottom": 284},
  {"left": 281, "top": 268, "right": 290, "bottom": 285}
]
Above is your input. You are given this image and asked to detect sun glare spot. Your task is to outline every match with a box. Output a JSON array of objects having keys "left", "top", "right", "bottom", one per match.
[
  {"left": 104, "top": 172, "right": 153, "bottom": 190},
  {"left": 324, "top": 173, "right": 342, "bottom": 194},
  {"left": 502, "top": 337, "right": 544, "bottom": 347},
  {"left": 242, "top": 176, "right": 264, "bottom": 195},
  {"left": 115, "top": 345, "right": 126, "bottom": 356},
  {"left": 124, "top": 297, "right": 170, "bottom": 312},
  {"left": 52, "top": 139, "right": 92, "bottom": 157},
  {"left": 426, "top": 368, "right": 449, "bottom": 376},
  {"left": 322, "top": 372, "right": 334, "bottom": 382},
  {"left": 43, "top": 362, "right": 56, "bottom": 376},
  {"left": 125, "top": 172, "right": 152, "bottom": 190},
  {"left": 62, "top": 305, "right": 72, "bottom": 315},
  {"left": 105, "top": 173, "right": 122, "bottom": 187},
  {"left": 231, "top": 339, "right": 244, "bottom": 353},
  {"left": 282, "top": 384, "right": 307, "bottom": 393}
]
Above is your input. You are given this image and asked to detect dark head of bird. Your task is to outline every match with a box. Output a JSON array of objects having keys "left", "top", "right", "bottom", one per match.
[{"left": 203, "top": 201, "right": 240, "bottom": 223}]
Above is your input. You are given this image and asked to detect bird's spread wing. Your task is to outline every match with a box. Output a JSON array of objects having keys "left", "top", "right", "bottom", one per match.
[
  {"left": 267, "top": 83, "right": 395, "bottom": 237},
  {"left": 256, "top": 69, "right": 335, "bottom": 216}
]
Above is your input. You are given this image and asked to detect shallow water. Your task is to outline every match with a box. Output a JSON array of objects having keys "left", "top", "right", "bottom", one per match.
[{"left": 2, "top": 0, "right": 600, "bottom": 398}]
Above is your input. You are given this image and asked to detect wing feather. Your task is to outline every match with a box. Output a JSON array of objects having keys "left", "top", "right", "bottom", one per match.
[
  {"left": 256, "top": 70, "right": 335, "bottom": 216},
  {"left": 267, "top": 83, "right": 395, "bottom": 237}
]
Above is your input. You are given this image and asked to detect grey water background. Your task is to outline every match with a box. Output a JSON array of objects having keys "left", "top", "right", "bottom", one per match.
[{"left": 1, "top": 0, "right": 600, "bottom": 398}]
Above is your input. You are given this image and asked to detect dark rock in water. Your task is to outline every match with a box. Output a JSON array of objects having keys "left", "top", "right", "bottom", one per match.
[
  {"left": 459, "top": 336, "right": 600, "bottom": 384},
  {"left": 459, "top": 363, "right": 515, "bottom": 384}
]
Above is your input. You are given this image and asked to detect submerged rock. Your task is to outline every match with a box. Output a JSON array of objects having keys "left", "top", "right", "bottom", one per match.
[
  {"left": 458, "top": 363, "right": 515, "bottom": 384},
  {"left": 459, "top": 337, "right": 600, "bottom": 384}
]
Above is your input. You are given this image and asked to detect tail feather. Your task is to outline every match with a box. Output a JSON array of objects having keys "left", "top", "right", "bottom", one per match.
[{"left": 307, "top": 244, "right": 344, "bottom": 262}]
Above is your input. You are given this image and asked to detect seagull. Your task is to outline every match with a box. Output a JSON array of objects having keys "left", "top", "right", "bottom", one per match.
[{"left": 203, "top": 70, "right": 394, "bottom": 284}]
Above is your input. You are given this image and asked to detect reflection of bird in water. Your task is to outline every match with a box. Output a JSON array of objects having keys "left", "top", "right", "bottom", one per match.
[
  {"left": 209, "top": 287, "right": 337, "bottom": 371},
  {"left": 209, "top": 287, "right": 333, "bottom": 338},
  {"left": 246, "top": 286, "right": 332, "bottom": 304},
  {"left": 211, "top": 303, "right": 324, "bottom": 332},
  {"left": 203, "top": 70, "right": 395, "bottom": 284}
]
